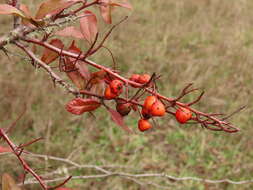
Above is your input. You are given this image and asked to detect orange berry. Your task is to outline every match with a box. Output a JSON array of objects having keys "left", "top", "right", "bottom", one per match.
[
  {"left": 129, "top": 74, "right": 140, "bottom": 82},
  {"left": 138, "top": 119, "right": 152, "bottom": 132},
  {"left": 109, "top": 79, "right": 123, "bottom": 94},
  {"left": 104, "top": 86, "right": 117, "bottom": 100},
  {"left": 116, "top": 103, "right": 131, "bottom": 116},
  {"left": 141, "top": 107, "right": 152, "bottom": 119},
  {"left": 138, "top": 74, "right": 151, "bottom": 84},
  {"left": 175, "top": 107, "right": 192, "bottom": 124},
  {"left": 150, "top": 100, "right": 165, "bottom": 117},
  {"left": 143, "top": 96, "right": 157, "bottom": 110}
]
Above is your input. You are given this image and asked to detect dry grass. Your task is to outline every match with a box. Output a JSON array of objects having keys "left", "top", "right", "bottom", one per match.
[{"left": 1, "top": 0, "right": 253, "bottom": 189}]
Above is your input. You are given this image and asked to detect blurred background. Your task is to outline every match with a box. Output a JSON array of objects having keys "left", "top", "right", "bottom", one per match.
[{"left": 0, "top": 0, "right": 253, "bottom": 189}]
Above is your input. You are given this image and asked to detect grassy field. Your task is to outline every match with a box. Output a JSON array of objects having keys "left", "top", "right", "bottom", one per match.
[{"left": 1, "top": 0, "right": 253, "bottom": 189}]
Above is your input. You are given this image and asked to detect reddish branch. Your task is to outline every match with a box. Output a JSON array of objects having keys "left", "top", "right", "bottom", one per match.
[
  {"left": 0, "top": 128, "right": 72, "bottom": 189},
  {"left": 0, "top": 0, "right": 243, "bottom": 189},
  {"left": 19, "top": 36, "right": 240, "bottom": 133}
]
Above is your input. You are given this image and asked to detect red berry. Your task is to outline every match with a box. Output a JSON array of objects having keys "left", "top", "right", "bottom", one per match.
[
  {"left": 109, "top": 79, "right": 123, "bottom": 94},
  {"left": 104, "top": 86, "right": 117, "bottom": 100},
  {"left": 138, "top": 119, "right": 152, "bottom": 132},
  {"left": 150, "top": 100, "right": 165, "bottom": 117},
  {"left": 141, "top": 107, "right": 152, "bottom": 119},
  {"left": 138, "top": 74, "right": 151, "bottom": 84},
  {"left": 143, "top": 96, "right": 157, "bottom": 110},
  {"left": 116, "top": 102, "right": 131, "bottom": 116},
  {"left": 129, "top": 74, "right": 140, "bottom": 82},
  {"left": 175, "top": 107, "right": 192, "bottom": 124}
]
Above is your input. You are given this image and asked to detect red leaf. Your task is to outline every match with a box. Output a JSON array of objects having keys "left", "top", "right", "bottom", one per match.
[
  {"left": 0, "top": 146, "right": 11, "bottom": 153},
  {"left": 80, "top": 10, "right": 98, "bottom": 43},
  {"left": 68, "top": 40, "right": 81, "bottom": 54},
  {"left": 99, "top": 0, "right": 112, "bottom": 24},
  {"left": 64, "top": 41, "right": 89, "bottom": 89},
  {"left": 66, "top": 68, "right": 85, "bottom": 89},
  {"left": 19, "top": 4, "right": 46, "bottom": 27},
  {"left": 99, "top": 0, "right": 132, "bottom": 24},
  {"left": 41, "top": 39, "right": 64, "bottom": 64},
  {"left": 111, "top": 0, "right": 132, "bottom": 9},
  {"left": 55, "top": 26, "right": 83, "bottom": 39},
  {"left": 0, "top": 4, "right": 26, "bottom": 18},
  {"left": 68, "top": 41, "right": 90, "bottom": 79},
  {"left": 35, "top": 0, "right": 81, "bottom": 19},
  {"left": 76, "top": 61, "right": 90, "bottom": 79},
  {"left": 19, "top": 4, "right": 32, "bottom": 18},
  {"left": 65, "top": 98, "right": 101, "bottom": 115},
  {"left": 107, "top": 108, "right": 133, "bottom": 133}
]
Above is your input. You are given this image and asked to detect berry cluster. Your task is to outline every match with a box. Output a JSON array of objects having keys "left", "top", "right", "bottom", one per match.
[{"left": 102, "top": 74, "right": 193, "bottom": 132}]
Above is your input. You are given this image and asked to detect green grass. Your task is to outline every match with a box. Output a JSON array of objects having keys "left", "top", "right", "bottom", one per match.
[{"left": 1, "top": 0, "right": 253, "bottom": 189}]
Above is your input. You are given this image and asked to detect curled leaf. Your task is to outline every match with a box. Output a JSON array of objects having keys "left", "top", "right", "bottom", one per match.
[
  {"left": 107, "top": 108, "right": 133, "bottom": 133},
  {"left": 65, "top": 98, "right": 101, "bottom": 115},
  {"left": 35, "top": 0, "right": 82, "bottom": 19}
]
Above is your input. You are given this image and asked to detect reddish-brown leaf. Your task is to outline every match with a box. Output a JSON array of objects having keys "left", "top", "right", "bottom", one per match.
[
  {"left": 107, "top": 108, "right": 133, "bottom": 133},
  {"left": 35, "top": 0, "right": 81, "bottom": 19},
  {"left": 111, "top": 0, "right": 132, "bottom": 9},
  {"left": 0, "top": 146, "right": 11, "bottom": 153},
  {"left": 55, "top": 26, "right": 83, "bottom": 39},
  {"left": 0, "top": 4, "right": 26, "bottom": 18},
  {"left": 2, "top": 173, "right": 22, "bottom": 190},
  {"left": 65, "top": 98, "right": 101, "bottom": 115},
  {"left": 68, "top": 40, "right": 81, "bottom": 54},
  {"left": 76, "top": 61, "right": 90, "bottom": 79},
  {"left": 68, "top": 41, "right": 90, "bottom": 79},
  {"left": 19, "top": 4, "right": 45, "bottom": 27},
  {"left": 63, "top": 41, "right": 87, "bottom": 89},
  {"left": 80, "top": 10, "right": 98, "bottom": 43},
  {"left": 99, "top": 0, "right": 132, "bottom": 24},
  {"left": 41, "top": 39, "right": 64, "bottom": 64},
  {"left": 99, "top": 0, "right": 112, "bottom": 24},
  {"left": 90, "top": 79, "right": 105, "bottom": 97},
  {"left": 19, "top": 4, "right": 32, "bottom": 18},
  {"left": 66, "top": 67, "right": 85, "bottom": 89}
]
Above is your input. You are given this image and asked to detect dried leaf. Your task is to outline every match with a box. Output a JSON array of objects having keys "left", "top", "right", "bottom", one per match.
[
  {"left": 35, "top": 0, "right": 81, "bottom": 19},
  {"left": 107, "top": 108, "right": 133, "bottom": 133},
  {"left": 19, "top": 4, "right": 32, "bottom": 18},
  {"left": 99, "top": 0, "right": 112, "bottom": 24},
  {"left": 80, "top": 10, "right": 98, "bottom": 43},
  {"left": 68, "top": 40, "right": 81, "bottom": 54},
  {"left": 41, "top": 39, "right": 64, "bottom": 64},
  {"left": 90, "top": 79, "right": 105, "bottom": 97},
  {"left": 66, "top": 67, "right": 85, "bottom": 89},
  {"left": 2, "top": 173, "right": 21, "bottom": 190},
  {"left": 111, "top": 0, "right": 132, "bottom": 9},
  {"left": 55, "top": 26, "right": 83, "bottom": 39},
  {"left": 0, "top": 4, "right": 26, "bottom": 18},
  {"left": 76, "top": 61, "right": 90, "bottom": 79},
  {"left": 65, "top": 98, "right": 101, "bottom": 115},
  {"left": 99, "top": 0, "right": 132, "bottom": 24},
  {"left": 64, "top": 41, "right": 86, "bottom": 89}
]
